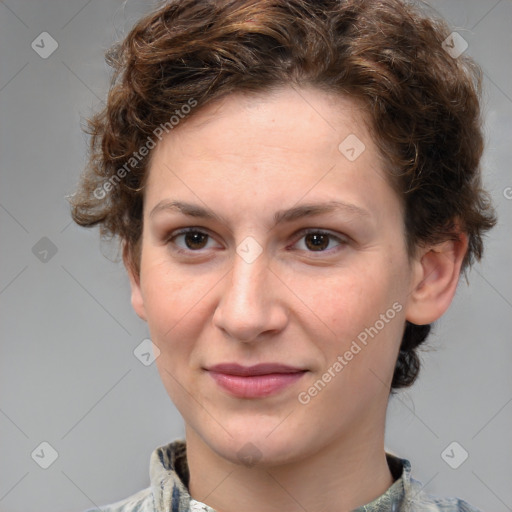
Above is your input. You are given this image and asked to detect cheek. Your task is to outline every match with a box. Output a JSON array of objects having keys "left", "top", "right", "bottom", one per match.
[
  {"left": 141, "top": 254, "right": 216, "bottom": 329},
  {"left": 139, "top": 260, "right": 216, "bottom": 380},
  {"left": 141, "top": 260, "right": 215, "bottom": 404},
  {"left": 292, "top": 260, "right": 406, "bottom": 381},
  {"left": 294, "top": 265, "right": 396, "bottom": 336}
]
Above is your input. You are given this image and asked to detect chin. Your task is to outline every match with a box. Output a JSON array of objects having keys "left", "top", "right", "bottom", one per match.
[{"left": 201, "top": 425, "right": 309, "bottom": 469}]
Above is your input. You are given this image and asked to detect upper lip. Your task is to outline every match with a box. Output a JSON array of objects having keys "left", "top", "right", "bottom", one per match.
[{"left": 206, "top": 363, "right": 307, "bottom": 376}]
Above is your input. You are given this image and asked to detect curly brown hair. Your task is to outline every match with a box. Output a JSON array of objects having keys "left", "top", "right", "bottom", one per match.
[{"left": 70, "top": 0, "right": 496, "bottom": 391}]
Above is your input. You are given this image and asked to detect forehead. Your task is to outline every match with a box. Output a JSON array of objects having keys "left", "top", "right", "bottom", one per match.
[
  {"left": 159, "top": 86, "right": 372, "bottom": 159},
  {"left": 145, "top": 86, "right": 400, "bottom": 224}
]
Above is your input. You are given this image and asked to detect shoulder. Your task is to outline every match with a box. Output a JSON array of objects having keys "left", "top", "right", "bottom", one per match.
[
  {"left": 82, "top": 486, "right": 154, "bottom": 512},
  {"left": 385, "top": 453, "right": 483, "bottom": 512},
  {"left": 405, "top": 476, "right": 484, "bottom": 512}
]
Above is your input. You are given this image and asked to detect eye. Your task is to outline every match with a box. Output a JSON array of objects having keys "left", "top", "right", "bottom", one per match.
[
  {"left": 167, "top": 227, "right": 347, "bottom": 255},
  {"left": 168, "top": 228, "right": 221, "bottom": 252},
  {"left": 292, "top": 229, "right": 347, "bottom": 253}
]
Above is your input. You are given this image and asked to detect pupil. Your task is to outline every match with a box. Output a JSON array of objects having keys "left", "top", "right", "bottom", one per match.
[
  {"left": 305, "top": 233, "right": 328, "bottom": 251},
  {"left": 185, "top": 232, "right": 207, "bottom": 249}
]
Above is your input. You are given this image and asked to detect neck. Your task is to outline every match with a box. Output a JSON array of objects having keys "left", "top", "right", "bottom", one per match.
[{"left": 186, "top": 422, "right": 394, "bottom": 512}]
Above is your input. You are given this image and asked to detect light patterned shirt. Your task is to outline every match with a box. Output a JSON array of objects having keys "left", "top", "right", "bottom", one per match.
[{"left": 83, "top": 439, "right": 482, "bottom": 512}]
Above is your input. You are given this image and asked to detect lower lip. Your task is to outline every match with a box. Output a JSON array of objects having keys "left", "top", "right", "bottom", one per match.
[{"left": 208, "top": 371, "right": 306, "bottom": 398}]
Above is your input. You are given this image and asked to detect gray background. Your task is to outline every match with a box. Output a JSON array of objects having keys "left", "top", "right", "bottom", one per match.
[{"left": 0, "top": 1, "right": 511, "bottom": 511}]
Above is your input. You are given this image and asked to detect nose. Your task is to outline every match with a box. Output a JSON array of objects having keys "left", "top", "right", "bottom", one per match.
[{"left": 212, "top": 248, "right": 289, "bottom": 343}]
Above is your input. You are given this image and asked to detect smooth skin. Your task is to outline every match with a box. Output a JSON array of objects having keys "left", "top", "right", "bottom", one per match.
[{"left": 124, "top": 86, "right": 467, "bottom": 512}]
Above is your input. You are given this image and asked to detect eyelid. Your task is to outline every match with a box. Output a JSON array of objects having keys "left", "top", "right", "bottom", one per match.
[
  {"left": 166, "top": 226, "right": 349, "bottom": 255},
  {"left": 289, "top": 228, "right": 349, "bottom": 253},
  {"left": 167, "top": 227, "right": 223, "bottom": 253}
]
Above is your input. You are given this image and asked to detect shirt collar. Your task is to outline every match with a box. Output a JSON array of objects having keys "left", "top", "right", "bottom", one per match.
[{"left": 149, "top": 439, "right": 411, "bottom": 512}]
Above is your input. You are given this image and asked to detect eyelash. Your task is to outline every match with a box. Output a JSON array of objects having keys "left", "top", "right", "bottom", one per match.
[{"left": 167, "top": 227, "right": 348, "bottom": 256}]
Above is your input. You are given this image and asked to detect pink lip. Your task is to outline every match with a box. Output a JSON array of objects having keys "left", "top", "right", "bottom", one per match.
[{"left": 205, "top": 363, "right": 307, "bottom": 398}]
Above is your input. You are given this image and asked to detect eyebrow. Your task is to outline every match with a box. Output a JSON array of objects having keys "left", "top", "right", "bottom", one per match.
[{"left": 149, "top": 199, "right": 370, "bottom": 227}]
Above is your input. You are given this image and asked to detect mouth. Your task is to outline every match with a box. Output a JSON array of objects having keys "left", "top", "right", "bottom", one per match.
[{"left": 204, "top": 363, "right": 308, "bottom": 398}]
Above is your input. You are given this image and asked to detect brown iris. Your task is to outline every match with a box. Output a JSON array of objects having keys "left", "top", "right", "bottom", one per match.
[
  {"left": 304, "top": 233, "right": 329, "bottom": 251},
  {"left": 184, "top": 232, "right": 208, "bottom": 250}
]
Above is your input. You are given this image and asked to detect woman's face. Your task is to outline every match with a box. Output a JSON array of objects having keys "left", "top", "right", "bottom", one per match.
[{"left": 128, "top": 86, "right": 418, "bottom": 466}]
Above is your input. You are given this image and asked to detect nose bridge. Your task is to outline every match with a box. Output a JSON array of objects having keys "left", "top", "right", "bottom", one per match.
[
  {"left": 213, "top": 247, "right": 285, "bottom": 341},
  {"left": 226, "top": 250, "right": 268, "bottom": 315}
]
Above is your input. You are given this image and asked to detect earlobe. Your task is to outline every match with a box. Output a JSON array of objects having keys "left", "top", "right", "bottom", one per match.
[
  {"left": 405, "top": 233, "right": 468, "bottom": 325},
  {"left": 122, "top": 242, "right": 147, "bottom": 322}
]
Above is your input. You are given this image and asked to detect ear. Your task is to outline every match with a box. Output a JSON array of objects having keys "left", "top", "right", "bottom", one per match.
[
  {"left": 405, "top": 232, "right": 468, "bottom": 325},
  {"left": 122, "top": 241, "right": 147, "bottom": 322}
]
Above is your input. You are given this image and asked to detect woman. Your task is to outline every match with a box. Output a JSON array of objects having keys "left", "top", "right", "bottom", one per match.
[{"left": 71, "top": 0, "right": 496, "bottom": 510}]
